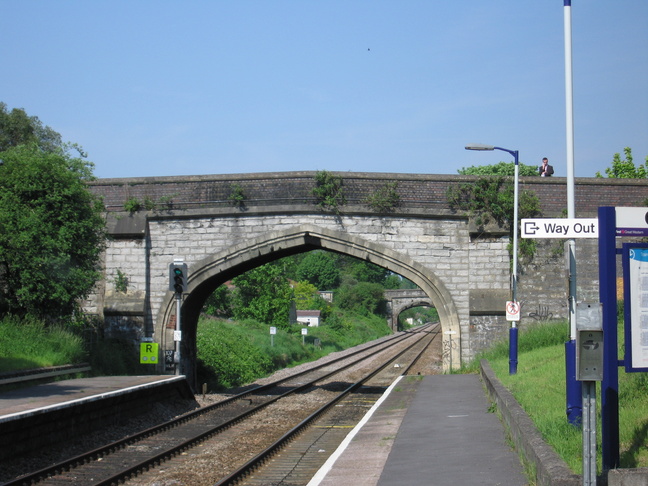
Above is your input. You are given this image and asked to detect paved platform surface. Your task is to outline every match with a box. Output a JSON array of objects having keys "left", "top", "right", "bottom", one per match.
[
  {"left": 312, "top": 374, "right": 528, "bottom": 486},
  {"left": 0, "top": 375, "right": 183, "bottom": 421}
]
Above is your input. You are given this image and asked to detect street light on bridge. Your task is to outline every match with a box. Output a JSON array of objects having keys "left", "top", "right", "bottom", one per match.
[{"left": 465, "top": 143, "right": 519, "bottom": 375}]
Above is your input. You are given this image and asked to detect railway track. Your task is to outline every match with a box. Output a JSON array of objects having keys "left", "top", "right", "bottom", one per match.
[
  {"left": 6, "top": 324, "right": 438, "bottom": 486},
  {"left": 215, "top": 324, "right": 440, "bottom": 486}
]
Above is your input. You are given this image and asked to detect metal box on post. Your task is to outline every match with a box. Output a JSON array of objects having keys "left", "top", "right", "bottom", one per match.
[{"left": 576, "top": 302, "right": 604, "bottom": 381}]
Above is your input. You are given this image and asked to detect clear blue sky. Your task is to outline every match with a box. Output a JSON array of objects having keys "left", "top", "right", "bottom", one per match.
[{"left": 2, "top": 1, "right": 646, "bottom": 179}]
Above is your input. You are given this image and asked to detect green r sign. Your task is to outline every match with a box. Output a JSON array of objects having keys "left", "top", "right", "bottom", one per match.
[{"left": 140, "top": 342, "right": 159, "bottom": 364}]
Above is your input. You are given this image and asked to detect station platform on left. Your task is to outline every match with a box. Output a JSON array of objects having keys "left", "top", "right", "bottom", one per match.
[{"left": 0, "top": 375, "right": 196, "bottom": 462}]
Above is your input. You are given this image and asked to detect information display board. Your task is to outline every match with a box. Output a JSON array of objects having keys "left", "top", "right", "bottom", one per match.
[{"left": 623, "top": 244, "right": 648, "bottom": 372}]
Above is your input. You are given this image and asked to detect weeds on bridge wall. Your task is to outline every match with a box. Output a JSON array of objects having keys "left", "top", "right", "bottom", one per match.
[
  {"left": 446, "top": 175, "right": 541, "bottom": 263},
  {"left": 312, "top": 170, "right": 346, "bottom": 213},
  {"left": 122, "top": 193, "right": 177, "bottom": 213},
  {"left": 123, "top": 196, "right": 155, "bottom": 213},
  {"left": 228, "top": 183, "right": 246, "bottom": 209},
  {"left": 113, "top": 269, "right": 129, "bottom": 293},
  {"left": 364, "top": 181, "right": 401, "bottom": 213}
]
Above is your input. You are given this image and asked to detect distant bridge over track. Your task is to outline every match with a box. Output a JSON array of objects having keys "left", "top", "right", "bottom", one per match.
[{"left": 85, "top": 171, "right": 647, "bottom": 388}]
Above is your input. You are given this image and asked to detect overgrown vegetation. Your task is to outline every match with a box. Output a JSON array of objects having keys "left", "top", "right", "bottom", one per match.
[
  {"left": 196, "top": 312, "right": 392, "bottom": 391},
  {"left": 123, "top": 195, "right": 157, "bottom": 213},
  {"left": 0, "top": 315, "right": 86, "bottom": 371},
  {"left": 114, "top": 269, "right": 129, "bottom": 293},
  {"left": 447, "top": 175, "right": 541, "bottom": 263},
  {"left": 228, "top": 183, "right": 246, "bottom": 208},
  {"left": 196, "top": 251, "right": 424, "bottom": 388},
  {"left": 364, "top": 181, "right": 401, "bottom": 213},
  {"left": 312, "top": 170, "right": 346, "bottom": 213},
  {"left": 458, "top": 161, "right": 541, "bottom": 176}
]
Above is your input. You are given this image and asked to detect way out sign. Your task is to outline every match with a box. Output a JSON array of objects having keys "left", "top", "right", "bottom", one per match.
[
  {"left": 521, "top": 218, "right": 598, "bottom": 238},
  {"left": 140, "top": 342, "right": 159, "bottom": 364},
  {"left": 506, "top": 301, "right": 521, "bottom": 322}
]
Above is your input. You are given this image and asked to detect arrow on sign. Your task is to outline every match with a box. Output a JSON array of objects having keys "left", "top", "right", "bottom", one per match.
[{"left": 523, "top": 221, "right": 540, "bottom": 235}]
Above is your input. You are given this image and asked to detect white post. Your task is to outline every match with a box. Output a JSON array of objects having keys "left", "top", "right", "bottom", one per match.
[{"left": 564, "top": 0, "right": 577, "bottom": 340}]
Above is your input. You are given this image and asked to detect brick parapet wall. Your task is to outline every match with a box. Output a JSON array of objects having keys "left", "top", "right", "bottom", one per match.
[{"left": 89, "top": 171, "right": 648, "bottom": 216}]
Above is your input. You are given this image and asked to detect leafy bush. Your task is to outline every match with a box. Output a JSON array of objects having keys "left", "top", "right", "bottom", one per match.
[
  {"left": 228, "top": 183, "right": 246, "bottom": 208},
  {"left": 296, "top": 251, "right": 340, "bottom": 290},
  {"left": 196, "top": 313, "right": 391, "bottom": 390},
  {"left": 458, "top": 161, "right": 540, "bottom": 176},
  {"left": 0, "top": 144, "right": 106, "bottom": 319},
  {"left": 447, "top": 175, "right": 541, "bottom": 263},
  {"left": 312, "top": 170, "right": 346, "bottom": 212},
  {"left": 595, "top": 147, "right": 647, "bottom": 178},
  {"left": 231, "top": 263, "right": 293, "bottom": 328},
  {"left": 197, "top": 318, "right": 274, "bottom": 389},
  {"left": 335, "top": 282, "right": 387, "bottom": 316},
  {"left": 364, "top": 181, "right": 400, "bottom": 213},
  {"left": 124, "top": 197, "right": 141, "bottom": 213}
]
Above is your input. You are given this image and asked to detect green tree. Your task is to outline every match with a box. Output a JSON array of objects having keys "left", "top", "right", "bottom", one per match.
[
  {"left": 595, "top": 147, "right": 647, "bottom": 179},
  {"left": 349, "top": 259, "right": 389, "bottom": 285},
  {"left": 296, "top": 251, "right": 340, "bottom": 290},
  {"left": 336, "top": 282, "right": 387, "bottom": 316},
  {"left": 293, "top": 280, "right": 331, "bottom": 320},
  {"left": 0, "top": 144, "right": 106, "bottom": 318},
  {"left": 203, "top": 285, "right": 233, "bottom": 318},
  {"left": 458, "top": 161, "right": 540, "bottom": 176},
  {"left": 0, "top": 102, "right": 63, "bottom": 153},
  {"left": 293, "top": 281, "right": 319, "bottom": 310},
  {"left": 383, "top": 273, "right": 402, "bottom": 289},
  {"left": 231, "top": 263, "right": 293, "bottom": 328}
]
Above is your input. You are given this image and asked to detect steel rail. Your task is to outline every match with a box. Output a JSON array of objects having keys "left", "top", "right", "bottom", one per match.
[
  {"left": 401, "top": 322, "right": 441, "bottom": 375},
  {"left": 213, "top": 327, "right": 435, "bottom": 486}
]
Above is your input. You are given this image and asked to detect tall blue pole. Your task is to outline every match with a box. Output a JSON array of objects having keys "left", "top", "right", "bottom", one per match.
[
  {"left": 599, "top": 206, "right": 620, "bottom": 469},
  {"left": 465, "top": 144, "right": 519, "bottom": 375},
  {"left": 510, "top": 150, "right": 519, "bottom": 375},
  {"left": 509, "top": 326, "right": 518, "bottom": 374}
]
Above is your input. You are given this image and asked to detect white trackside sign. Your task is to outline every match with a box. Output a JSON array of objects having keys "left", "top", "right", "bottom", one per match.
[{"left": 521, "top": 218, "right": 598, "bottom": 239}]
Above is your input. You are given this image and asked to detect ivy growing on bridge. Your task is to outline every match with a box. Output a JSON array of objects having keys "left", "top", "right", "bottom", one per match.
[
  {"left": 447, "top": 175, "right": 541, "bottom": 263},
  {"left": 312, "top": 170, "right": 346, "bottom": 213}
]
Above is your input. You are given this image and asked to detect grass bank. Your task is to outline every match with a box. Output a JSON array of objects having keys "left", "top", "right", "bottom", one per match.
[
  {"left": 467, "top": 320, "right": 648, "bottom": 473},
  {"left": 196, "top": 313, "right": 392, "bottom": 390},
  {"left": 0, "top": 315, "right": 86, "bottom": 372}
]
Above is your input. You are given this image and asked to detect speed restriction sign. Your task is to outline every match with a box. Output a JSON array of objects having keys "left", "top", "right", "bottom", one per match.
[{"left": 506, "top": 301, "right": 521, "bottom": 322}]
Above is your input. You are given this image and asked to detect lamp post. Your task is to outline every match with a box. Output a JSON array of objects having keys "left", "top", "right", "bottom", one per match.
[{"left": 465, "top": 143, "right": 519, "bottom": 374}]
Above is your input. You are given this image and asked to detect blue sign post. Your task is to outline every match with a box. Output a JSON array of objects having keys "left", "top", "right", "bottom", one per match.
[
  {"left": 598, "top": 207, "right": 620, "bottom": 470},
  {"left": 597, "top": 206, "right": 648, "bottom": 470}
]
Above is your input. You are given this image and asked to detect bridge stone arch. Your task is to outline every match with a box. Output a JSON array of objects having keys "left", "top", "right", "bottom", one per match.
[
  {"left": 384, "top": 290, "right": 434, "bottom": 330},
  {"left": 90, "top": 172, "right": 648, "bottom": 392},
  {"left": 156, "top": 225, "right": 461, "bottom": 387}
]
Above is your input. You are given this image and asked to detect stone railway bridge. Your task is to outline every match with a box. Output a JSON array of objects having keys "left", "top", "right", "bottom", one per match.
[{"left": 85, "top": 171, "right": 647, "bottom": 387}]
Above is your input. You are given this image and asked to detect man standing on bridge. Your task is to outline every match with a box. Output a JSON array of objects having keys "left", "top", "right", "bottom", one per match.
[{"left": 539, "top": 157, "right": 554, "bottom": 177}]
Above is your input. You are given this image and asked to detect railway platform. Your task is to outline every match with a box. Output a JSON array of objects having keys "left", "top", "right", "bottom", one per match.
[
  {"left": 0, "top": 375, "right": 190, "bottom": 418},
  {"left": 311, "top": 373, "right": 529, "bottom": 486},
  {"left": 0, "top": 375, "right": 195, "bottom": 462}
]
